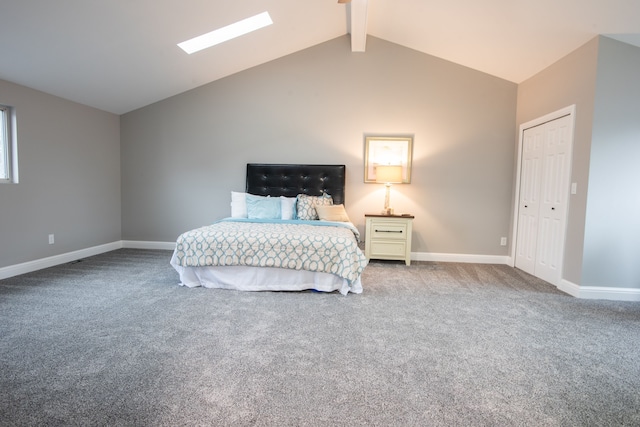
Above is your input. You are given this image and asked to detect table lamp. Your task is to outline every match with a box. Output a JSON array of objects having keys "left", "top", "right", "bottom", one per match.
[{"left": 375, "top": 165, "right": 403, "bottom": 215}]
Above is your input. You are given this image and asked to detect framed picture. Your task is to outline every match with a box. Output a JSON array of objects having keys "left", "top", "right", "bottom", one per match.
[{"left": 364, "top": 136, "right": 413, "bottom": 183}]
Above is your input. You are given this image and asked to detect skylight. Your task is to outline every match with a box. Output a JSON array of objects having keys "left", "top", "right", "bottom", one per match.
[{"left": 178, "top": 12, "right": 273, "bottom": 54}]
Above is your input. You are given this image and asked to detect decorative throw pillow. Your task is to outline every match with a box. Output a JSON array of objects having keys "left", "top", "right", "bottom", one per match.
[
  {"left": 246, "top": 194, "right": 281, "bottom": 219},
  {"left": 316, "top": 204, "right": 350, "bottom": 222},
  {"left": 296, "top": 193, "right": 333, "bottom": 220}
]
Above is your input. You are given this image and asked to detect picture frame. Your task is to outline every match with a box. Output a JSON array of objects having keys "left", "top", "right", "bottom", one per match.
[{"left": 364, "top": 136, "right": 413, "bottom": 183}]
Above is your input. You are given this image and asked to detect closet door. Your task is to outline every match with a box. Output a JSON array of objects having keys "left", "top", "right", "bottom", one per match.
[
  {"left": 515, "top": 125, "right": 545, "bottom": 275},
  {"left": 515, "top": 114, "right": 573, "bottom": 285},
  {"left": 534, "top": 115, "right": 572, "bottom": 284}
]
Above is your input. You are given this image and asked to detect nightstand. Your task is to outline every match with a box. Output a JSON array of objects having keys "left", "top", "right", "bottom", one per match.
[{"left": 365, "top": 214, "right": 414, "bottom": 265}]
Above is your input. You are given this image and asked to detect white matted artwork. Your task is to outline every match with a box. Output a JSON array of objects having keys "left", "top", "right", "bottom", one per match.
[{"left": 364, "top": 136, "right": 413, "bottom": 183}]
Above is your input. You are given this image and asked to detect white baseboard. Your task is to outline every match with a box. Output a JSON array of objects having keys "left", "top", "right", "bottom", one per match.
[
  {"left": 413, "top": 251, "right": 510, "bottom": 265},
  {"left": 0, "top": 246, "right": 505, "bottom": 281},
  {"left": 3, "top": 245, "right": 638, "bottom": 302},
  {"left": 557, "top": 279, "right": 581, "bottom": 298},
  {"left": 0, "top": 241, "right": 123, "bottom": 280},
  {"left": 559, "top": 279, "right": 640, "bottom": 301},
  {"left": 0, "top": 240, "right": 176, "bottom": 281},
  {"left": 121, "top": 240, "right": 176, "bottom": 250}
]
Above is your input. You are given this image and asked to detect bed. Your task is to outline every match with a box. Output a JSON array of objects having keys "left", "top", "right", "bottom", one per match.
[{"left": 170, "top": 164, "right": 367, "bottom": 295}]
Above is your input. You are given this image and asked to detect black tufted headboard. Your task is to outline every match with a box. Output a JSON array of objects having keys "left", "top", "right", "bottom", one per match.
[{"left": 246, "top": 164, "right": 346, "bottom": 205}]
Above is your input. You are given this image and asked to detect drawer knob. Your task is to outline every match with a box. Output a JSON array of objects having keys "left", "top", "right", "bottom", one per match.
[{"left": 375, "top": 229, "right": 403, "bottom": 233}]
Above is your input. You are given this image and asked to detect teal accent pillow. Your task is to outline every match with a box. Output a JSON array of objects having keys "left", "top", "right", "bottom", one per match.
[{"left": 246, "top": 194, "right": 281, "bottom": 219}]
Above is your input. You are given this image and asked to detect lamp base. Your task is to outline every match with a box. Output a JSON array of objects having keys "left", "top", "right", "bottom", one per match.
[{"left": 382, "top": 184, "right": 394, "bottom": 215}]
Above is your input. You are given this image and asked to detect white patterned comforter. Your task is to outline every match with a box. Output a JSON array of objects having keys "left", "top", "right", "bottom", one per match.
[{"left": 171, "top": 218, "right": 368, "bottom": 285}]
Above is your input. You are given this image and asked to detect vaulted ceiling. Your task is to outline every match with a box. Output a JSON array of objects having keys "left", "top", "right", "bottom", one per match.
[{"left": 1, "top": 0, "right": 639, "bottom": 114}]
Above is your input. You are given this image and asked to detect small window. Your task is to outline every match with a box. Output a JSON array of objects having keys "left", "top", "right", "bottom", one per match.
[{"left": 0, "top": 104, "right": 17, "bottom": 183}]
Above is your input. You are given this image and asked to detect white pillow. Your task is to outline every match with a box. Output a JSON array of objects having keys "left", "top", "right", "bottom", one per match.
[
  {"left": 230, "top": 191, "right": 247, "bottom": 218},
  {"left": 280, "top": 196, "right": 297, "bottom": 220}
]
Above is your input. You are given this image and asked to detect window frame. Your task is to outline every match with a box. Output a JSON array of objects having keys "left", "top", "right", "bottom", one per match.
[{"left": 0, "top": 104, "right": 18, "bottom": 184}]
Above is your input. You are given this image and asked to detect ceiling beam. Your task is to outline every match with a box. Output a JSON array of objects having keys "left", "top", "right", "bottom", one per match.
[{"left": 349, "top": 0, "right": 369, "bottom": 52}]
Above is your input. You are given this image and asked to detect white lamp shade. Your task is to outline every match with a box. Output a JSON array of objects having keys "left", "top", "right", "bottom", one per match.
[{"left": 375, "top": 165, "right": 403, "bottom": 184}]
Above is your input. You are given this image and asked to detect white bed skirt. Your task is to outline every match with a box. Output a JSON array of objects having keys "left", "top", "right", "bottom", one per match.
[{"left": 170, "top": 256, "right": 362, "bottom": 295}]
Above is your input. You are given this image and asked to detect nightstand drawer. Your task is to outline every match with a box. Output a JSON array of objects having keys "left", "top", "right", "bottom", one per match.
[
  {"left": 369, "top": 240, "right": 407, "bottom": 258},
  {"left": 369, "top": 221, "right": 407, "bottom": 240}
]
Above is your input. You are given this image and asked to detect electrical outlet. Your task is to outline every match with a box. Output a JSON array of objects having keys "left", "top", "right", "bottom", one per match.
[
  {"left": 48, "top": 234, "right": 55, "bottom": 245},
  {"left": 500, "top": 237, "right": 507, "bottom": 246}
]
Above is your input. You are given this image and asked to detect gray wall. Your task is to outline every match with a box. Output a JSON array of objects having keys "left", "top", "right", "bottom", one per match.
[
  {"left": 121, "top": 36, "right": 518, "bottom": 255},
  {"left": 515, "top": 37, "right": 599, "bottom": 285},
  {"left": 0, "top": 79, "right": 121, "bottom": 268},
  {"left": 516, "top": 35, "right": 640, "bottom": 289},
  {"left": 582, "top": 37, "right": 640, "bottom": 288}
]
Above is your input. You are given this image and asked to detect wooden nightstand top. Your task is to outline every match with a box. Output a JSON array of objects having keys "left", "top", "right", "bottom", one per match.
[{"left": 365, "top": 213, "right": 414, "bottom": 219}]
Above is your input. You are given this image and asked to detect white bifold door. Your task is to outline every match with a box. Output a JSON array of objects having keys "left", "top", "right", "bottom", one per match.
[{"left": 515, "top": 113, "right": 573, "bottom": 285}]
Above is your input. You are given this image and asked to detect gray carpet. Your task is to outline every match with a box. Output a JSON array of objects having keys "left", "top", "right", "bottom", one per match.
[{"left": 0, "top": 249, "right": 638, "bottom": 426}]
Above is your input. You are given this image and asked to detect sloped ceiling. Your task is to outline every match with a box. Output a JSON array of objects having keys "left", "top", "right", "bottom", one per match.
[{"left": 0, "top": 0, "right": 639, "bottom": 114}]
